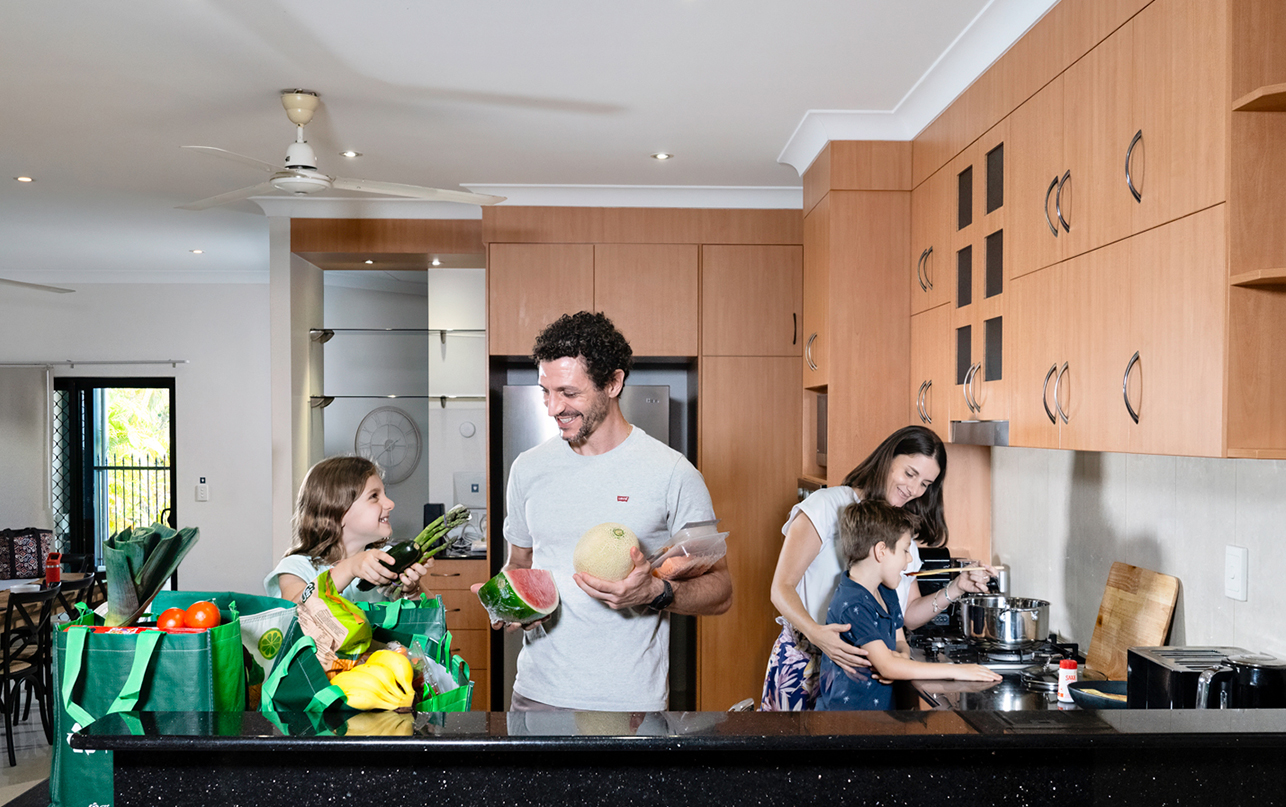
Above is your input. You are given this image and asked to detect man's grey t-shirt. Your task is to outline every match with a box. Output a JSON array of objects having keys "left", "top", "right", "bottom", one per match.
[{"left": 503, "top": 426, "right": 715, "bottom": 711}]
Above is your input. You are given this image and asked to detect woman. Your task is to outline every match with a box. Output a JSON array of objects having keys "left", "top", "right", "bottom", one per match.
[{"left": 761, "top": 425, "right": 993, "bottom": 710}]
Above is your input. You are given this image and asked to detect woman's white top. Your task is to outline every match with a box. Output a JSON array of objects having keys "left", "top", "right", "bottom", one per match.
[{"left": 783, "top": 486, "right": 923, "bottom": 625}]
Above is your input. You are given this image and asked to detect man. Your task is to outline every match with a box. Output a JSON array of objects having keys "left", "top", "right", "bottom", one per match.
[{"left": 482, "top": 311, "right": 732, "bottom": 712}]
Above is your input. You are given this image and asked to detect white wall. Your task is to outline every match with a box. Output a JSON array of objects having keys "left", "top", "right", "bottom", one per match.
[
  {"left": 0, "top": 283, "right": 273, "bottom": 594},
  {"left": 0, "top": 367, "right": 53, "bottom": 529},
  {"left": 991, "top": 448, "right": 1286, "bottom": 659}
]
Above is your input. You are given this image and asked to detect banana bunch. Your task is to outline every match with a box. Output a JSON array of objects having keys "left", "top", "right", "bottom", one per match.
[
  {"left": 344, "top": 710, "right": 413, "bottom": 736},
  {"left": 331, "top": 649, "right": 416, "bottom": 711}
]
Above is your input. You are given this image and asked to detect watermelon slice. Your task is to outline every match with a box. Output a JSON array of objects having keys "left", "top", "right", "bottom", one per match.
[{"left": 476, "top": 568, "right": 560, "bottom": 625}]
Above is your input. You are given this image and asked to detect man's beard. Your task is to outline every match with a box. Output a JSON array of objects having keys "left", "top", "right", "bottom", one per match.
[{"left": 567, "top": 389, "right": 610, "bottom": 445}]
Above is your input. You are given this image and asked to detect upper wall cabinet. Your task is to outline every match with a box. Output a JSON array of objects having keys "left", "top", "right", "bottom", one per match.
[
  {"left": 1006, "top": 0, "right": 1227, "bottom": 281},
  {"left": 802, "top": 197, "right": 830, "bottom": 386},
  {"left": 700, "top": 245, "right": 802, "bottom": 357},
  {"left": 910, "top": 163, "right": 954, "bottom": 314},
  {"left": 487, "top": 243, "right": 699, "bottom": 357},
  {"left": 488, "top": 243, "right": 594, "bottom": 356}
]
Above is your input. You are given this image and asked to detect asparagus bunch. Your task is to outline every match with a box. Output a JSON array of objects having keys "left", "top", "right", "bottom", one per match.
[{"left": 359, "top": 504, "right": 471, "bottom": 595}]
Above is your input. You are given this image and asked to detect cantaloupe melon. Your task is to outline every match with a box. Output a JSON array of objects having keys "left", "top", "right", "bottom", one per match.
[{"left": 573, "top": 522, "right": 639, "bottom": 581}]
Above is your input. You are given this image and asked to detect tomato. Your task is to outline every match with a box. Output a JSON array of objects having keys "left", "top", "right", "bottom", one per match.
[
  {"left": 157, "top": 608, "right": 187, "bottom": 630},
  {"left": 184, "top": 601, "right": 222, "bottom": 630}
]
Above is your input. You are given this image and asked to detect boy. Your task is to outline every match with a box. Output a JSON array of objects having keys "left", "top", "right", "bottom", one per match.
[{"left": 816, "top": 499, "right": 1001, "bottom": 710}]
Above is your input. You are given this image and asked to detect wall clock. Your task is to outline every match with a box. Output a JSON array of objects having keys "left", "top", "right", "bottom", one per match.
[{"left": 354, "top": 406, "right": 422, "bottom": 485}]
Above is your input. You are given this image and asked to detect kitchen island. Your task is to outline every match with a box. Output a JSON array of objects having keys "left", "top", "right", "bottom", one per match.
[{"left": 75, "top": 708, "right": 1286, "bottom": 806}]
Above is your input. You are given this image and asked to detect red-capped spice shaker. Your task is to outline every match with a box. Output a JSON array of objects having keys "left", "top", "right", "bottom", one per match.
[
  {"left": 45, "top": 552, "right": 62, "bottom": 586},
  {"left": 1057, "top": 658, "right": 1079, "bottom": 703}
]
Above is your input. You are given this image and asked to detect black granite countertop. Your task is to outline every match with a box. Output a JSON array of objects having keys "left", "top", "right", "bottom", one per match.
[{"left": 73, "top": 708, "right": 1286, "bottom": 753}]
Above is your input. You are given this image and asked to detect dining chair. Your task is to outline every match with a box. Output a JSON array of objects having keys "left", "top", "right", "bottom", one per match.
[{"left": 0, "top": 584, "right": 59, "bottom": 765}]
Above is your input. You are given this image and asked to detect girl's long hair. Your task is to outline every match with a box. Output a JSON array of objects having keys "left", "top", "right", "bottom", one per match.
[
  {"left": 287, "top": 456, "right": 382, "bottom": 565},
  {"left": 841, "top": 425, "right": 949, "bottom": 548}
]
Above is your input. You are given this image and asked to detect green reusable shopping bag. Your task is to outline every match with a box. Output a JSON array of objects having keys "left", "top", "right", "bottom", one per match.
[
  {"left": 50, "top": 607, "right": 245, "bottom": 807},
  {"left": 416, "top": 629, "right": 474, "bottom": 712},
  {"left": 260, "top": 594, "right": 467, "bottom": 713},
  {"left": 150, "top": 590, "right": 296, "bottom": 706}
]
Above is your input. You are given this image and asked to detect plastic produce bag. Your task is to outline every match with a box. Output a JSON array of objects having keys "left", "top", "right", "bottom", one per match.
[{"left": 648, "top": 520, "right": 729, "bottom": 580}]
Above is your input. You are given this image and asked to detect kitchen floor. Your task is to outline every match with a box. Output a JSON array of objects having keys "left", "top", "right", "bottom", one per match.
[{"left": 0, "top": 719, "right": 51, "bottom": 806}]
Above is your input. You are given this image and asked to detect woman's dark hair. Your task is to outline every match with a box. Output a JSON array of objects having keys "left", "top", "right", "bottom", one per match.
[
  {"left": 531, "top": 311, "right": 633, "bottom": 389},
  {"left": 287, "top": 456, "right": 383, "bottom": 564},
  {"left": 841, "top": 425, "right": 948, "bottom": 548}
]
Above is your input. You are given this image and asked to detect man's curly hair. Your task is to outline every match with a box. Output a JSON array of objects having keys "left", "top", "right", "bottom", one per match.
[{"left": 532, "top": 311, "right": 633, "bottom": 390}]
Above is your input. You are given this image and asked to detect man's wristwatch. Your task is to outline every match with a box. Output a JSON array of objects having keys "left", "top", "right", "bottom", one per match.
[{"left": 646, "top": 579, "right": 674, "bottom": 612}]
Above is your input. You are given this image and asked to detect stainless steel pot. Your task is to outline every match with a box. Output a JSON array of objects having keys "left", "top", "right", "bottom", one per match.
[{"left": 958, "top": 595, "right": 1050, "bottom": 649}]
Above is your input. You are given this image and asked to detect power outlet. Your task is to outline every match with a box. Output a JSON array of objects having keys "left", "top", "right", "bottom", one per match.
[{"left": 1224, "top": 545, "right": 1248, "bottom": 601}]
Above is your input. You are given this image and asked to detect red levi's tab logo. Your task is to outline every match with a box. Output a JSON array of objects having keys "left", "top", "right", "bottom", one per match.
[{"left": 617, "top": 496, "right": 629, "bottom": 502}]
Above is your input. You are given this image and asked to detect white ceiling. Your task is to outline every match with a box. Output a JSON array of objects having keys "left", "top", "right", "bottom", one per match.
[{"left": 0, "top": 0, "right": 1055, "bottom": 286}]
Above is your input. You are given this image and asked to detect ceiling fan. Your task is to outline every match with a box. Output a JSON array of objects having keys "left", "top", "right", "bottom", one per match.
[
  {"left": 0, "top": 278, "right": 74, "bottom": 294},
  {"left": 178, "top": 90, "right": 505, "bottom": 210}
]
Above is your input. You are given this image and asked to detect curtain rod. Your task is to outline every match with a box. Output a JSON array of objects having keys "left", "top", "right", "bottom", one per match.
[{"left": 0, "top": 360, "right": 189, "bottom": 368}]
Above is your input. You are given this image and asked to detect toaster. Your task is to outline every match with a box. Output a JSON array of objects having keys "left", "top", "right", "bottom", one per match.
[{"left": 1126, "top": 646, "right": 1248, "bottom": 709}]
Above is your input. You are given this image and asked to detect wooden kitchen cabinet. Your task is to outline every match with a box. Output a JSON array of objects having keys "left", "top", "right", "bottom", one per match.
[
  {"left": 700, "top": 245, "right": 802, "bottom": 357},
  {"left": 488, "top": 244, "right": 594, "bottom": 356},
  {"left": 1008, "top": 266, "right": 1064, "bottom": 449},
  {"left": 424, "top": 558, "right": 492, "bottom": 710},
  {"left": 1130, "top": 0, "right": 1228, "bottom": 233},
  {"left": 910, "top": 303, "right": 951, "bottom": 442},
  {"left": 696, "top": 355, "right": 800, "bottom": 711},
  {"left": 1125, "top": 206, "right": 1226, "bottom": 456},
  {"left": 1007, "top": 74, "right": 1066, "bottom": 280},
  {"left": 488, "top": 242, "right": 699, "bottom": 358},
  {"left": 910, "top": 163, "right": 953, "bottom": 314},
  {"left": 801, "top": 196, "right": 830, "bottom": 387},
  {"left": 595, "top": 244, "right": 700, "bottom": 356}
]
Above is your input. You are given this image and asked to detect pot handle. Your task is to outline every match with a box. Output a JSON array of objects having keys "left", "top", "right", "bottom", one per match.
[{"left": 1195, "top": 665, "right": 1232, "bottom": 709}]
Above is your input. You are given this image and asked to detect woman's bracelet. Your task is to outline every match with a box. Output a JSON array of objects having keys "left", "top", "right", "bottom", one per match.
[
  {"left": 943, "top": 582, "right": 959, "bottom": 604},
  {"left": 931, "top": 589, "right": 944, "bottom": 613}
]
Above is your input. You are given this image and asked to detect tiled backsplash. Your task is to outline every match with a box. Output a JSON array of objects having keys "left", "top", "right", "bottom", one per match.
[{"left": 991, "top": 448, "right": 1285, "bottom": 659}]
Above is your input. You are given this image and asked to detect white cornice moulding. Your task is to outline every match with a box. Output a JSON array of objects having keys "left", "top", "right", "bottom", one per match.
[
  {"left": 460, "top": 185, "right": 803, "bottom": 209},
  {"left": 777, "top": 0, "right": 1059, "bottom": 176},
  {"left": 252, "top": 197, "right": 484, "bottom": 219}
]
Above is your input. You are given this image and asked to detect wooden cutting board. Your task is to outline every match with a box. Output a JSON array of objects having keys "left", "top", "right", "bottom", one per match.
[{"left": 1084, "top": 562, "right": 1180, "bottom": 680}]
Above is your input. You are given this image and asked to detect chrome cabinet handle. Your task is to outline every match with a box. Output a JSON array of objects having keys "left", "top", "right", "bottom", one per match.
[
  {"left": 963, "top": 363, "right": 980, "bottom": 414},
  {"left": 1042, "top": 363, "right": 1058, "bottom": 425},
  {"left": 923, "top": 246, "right": 934, "bottom": 290},
  {"left": 916, "top": 249, "right": 928, "bottom": 292},
  {"left": 1126, "top": 130, "right": 1143, "bottom": 203},
  {"left": 1056, "top": 170, "right": 1071, "bottom": 232},
  {"left": 1054, "top": 361, "right": 1070, "bottom": 424},
  {"left": 1044, "top": 177, "right": 1060, "bottom": 237},
  {"left": 429, "top": 572, "right": 462, "bottom": 578},
  {"left": 1122, "top": 350, "right": 1141, "bottom": 424},
  {"left": 805, "top": 332, "right": 818, "bottom": 371},
  {"left": 916, "top": 380, "right": 928, "bottom": 423},
  {"left": 923, "top": 379, "right": 932, "bottom": 424}
]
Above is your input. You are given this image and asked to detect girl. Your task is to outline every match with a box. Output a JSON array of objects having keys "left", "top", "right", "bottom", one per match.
[
  {"left": 265, "top": 456, "right": 431, "bottom": 604},
  {"left": 761, "top": 425, "right": 994, "bottom": 711}
]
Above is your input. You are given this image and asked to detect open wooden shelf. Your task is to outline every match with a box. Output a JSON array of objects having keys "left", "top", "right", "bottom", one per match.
[
  {"left": 1233, "top": 83, "right": 1286, "bottom": 112},
  {"left": 1230, "top": 267, "right": 1286, "bottom": 287}
]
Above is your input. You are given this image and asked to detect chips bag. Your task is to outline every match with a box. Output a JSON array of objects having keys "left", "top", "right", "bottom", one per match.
[{"left": 295, "top": 570, "right": 372, "bottom": 673}]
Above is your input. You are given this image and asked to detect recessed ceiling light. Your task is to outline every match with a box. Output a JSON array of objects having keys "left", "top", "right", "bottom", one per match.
[
  {"left": 190, "top": 249, "right": 203, "bottom": 254},
  {"left": 340, "top": 151, "right": 362, "bottom": 158},
  {"left": 15, "top": 176, "right": 34, "bottom": 182},
  {"left": 651, "top": 152, "right": 674, "bottom": 161},
  {"left": 364, "top": 260, "right": 374, "bottom": 265},
  {"left": 431, "top": 258, "right": 441, "bottom": 267}
]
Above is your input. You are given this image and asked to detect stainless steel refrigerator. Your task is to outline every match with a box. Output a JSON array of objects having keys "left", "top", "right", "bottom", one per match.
[{"left": 498, "top": 384, "right": 679, "bottom": 709}]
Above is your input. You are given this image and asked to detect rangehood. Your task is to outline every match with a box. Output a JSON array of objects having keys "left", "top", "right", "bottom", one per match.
[{"left": 951, "top": 420, "right": 1009, "bottom": 446}]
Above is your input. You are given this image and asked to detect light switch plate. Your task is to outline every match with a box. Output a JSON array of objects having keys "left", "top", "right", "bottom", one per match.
[
  {"left": 196, "top": 483, "right": 209, "bottom": 502},
  {"left": 1225, "top": 545, "right": 1248, "bottom": 601}
]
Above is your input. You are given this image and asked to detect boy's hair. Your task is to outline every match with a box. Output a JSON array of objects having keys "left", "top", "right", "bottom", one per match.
[
  {"left": 287, "top": 456, "right": 382, "bottom": 565},
  {"left": 837, "top": 499, "right": 923, "bottom": 569},
  {"left": 531, "top": 311, "right": 633, "bottom": 390}
]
